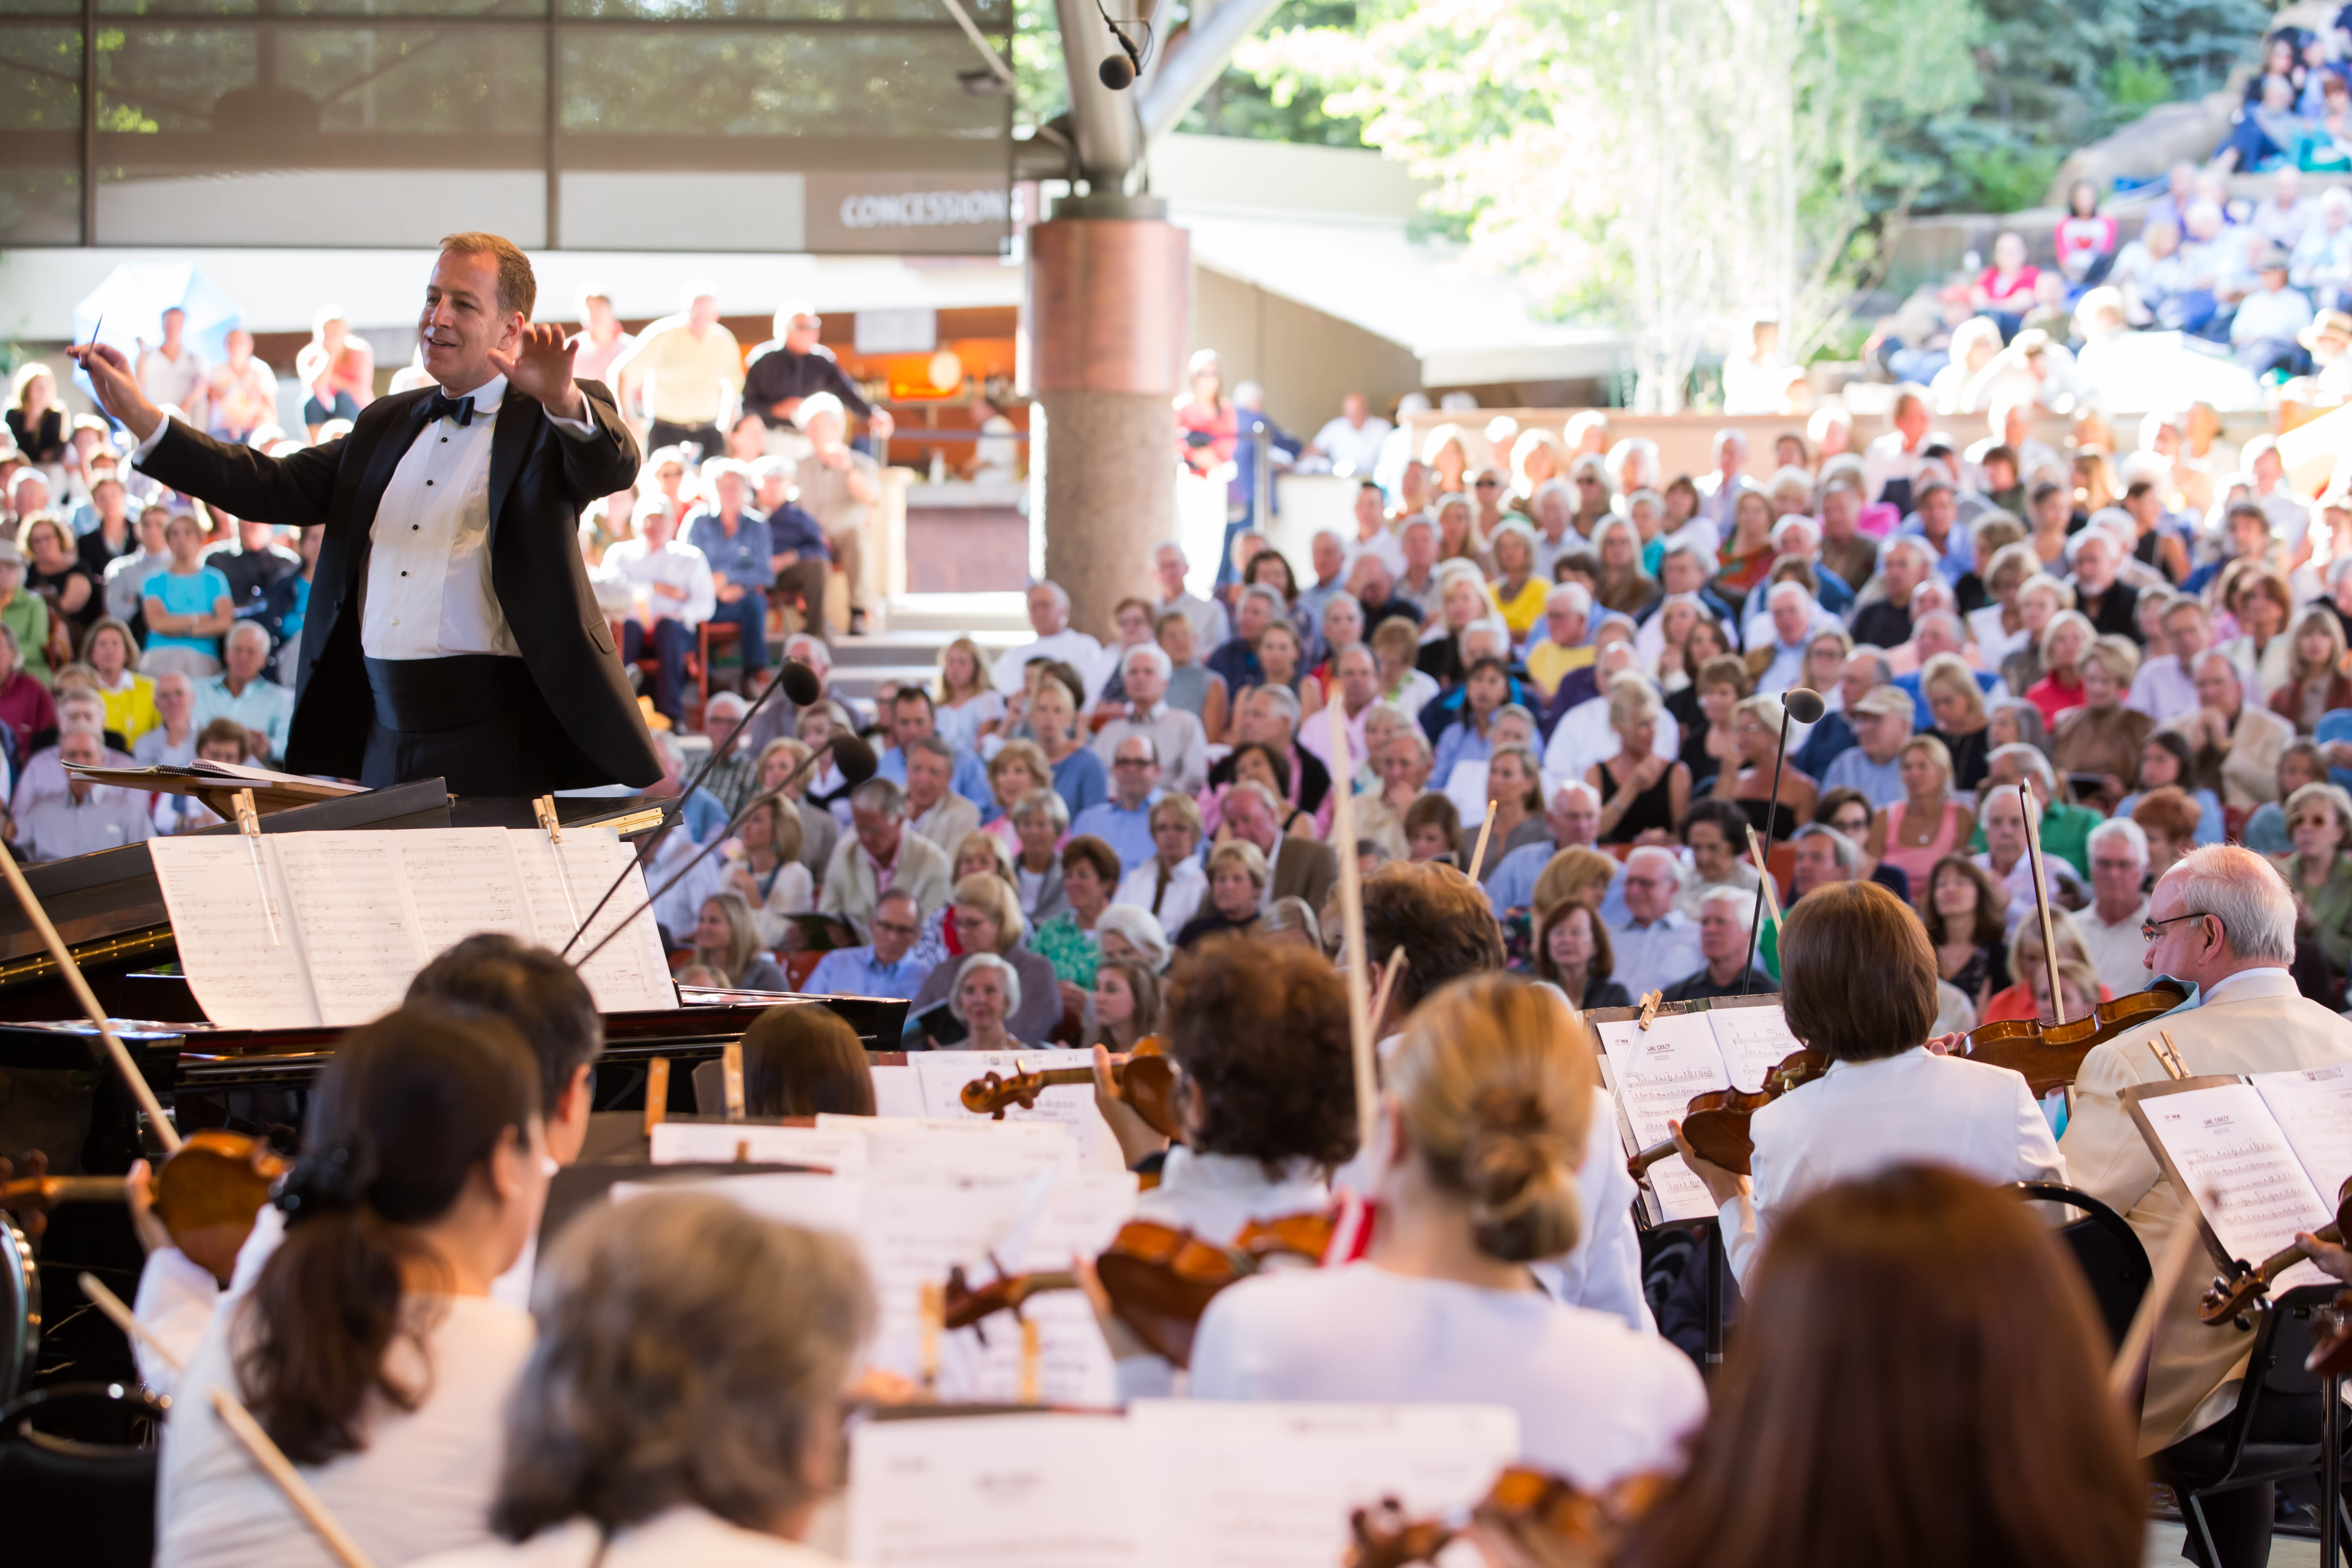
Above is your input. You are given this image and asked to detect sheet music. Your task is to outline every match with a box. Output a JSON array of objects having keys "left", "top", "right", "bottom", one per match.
[
  {"left": 1592, "top": 1012, "right": 1731, "bottom": 1222},
  {"left": 848, "top": 1412, "right": 1144, "bottom": 1567},
  {"left": 936, "top": 1170, "right": 1137, "bottom": 1407},
  {"left": 829, "top": 1115, "right": 1080, "bottom": 1180},
  {"left": 611, "top": 1171, "right": 866, "bottom": 1238},
  {"left": 869, "top": 1065, "right": 924, "bottom": 1118},
  {"left": 146, "top": 836, "right": 318, "bottom": 1028},
  {"left": 2253, "top": 1066, "right": 2352, "bottom": 1214},
  {"left": 857, "top": 1175, "right": 1041, "bottom": 1381},
  {"left": 2141, "top": 1083, "right": 2334, "bottom": 1291},
  {"left": 648, "top": 1121, "right": 871, "bottom": 1172},
  {"left": 1705, "top": 1004, "right": 1805, "bottom": 1093},
  {"left": 1129, "top": 1401, "right": 1520, "bottom": 1568},
  {"left": 389, "top": 829, "right": 538, "bottom": 964},
  {"left": 911, "top": 1049, "right": 1123, "bottom": 1172},
  {"left": 272, "top": 833, "right": 426, "bottom": 1025},
  {"left": 510, "top": 826, "right": 677, "bottom": 1013}
]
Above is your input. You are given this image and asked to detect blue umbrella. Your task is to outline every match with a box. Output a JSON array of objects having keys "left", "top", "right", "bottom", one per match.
[{"left": 69, "top": 264, "right": 244, "bottom": 405}]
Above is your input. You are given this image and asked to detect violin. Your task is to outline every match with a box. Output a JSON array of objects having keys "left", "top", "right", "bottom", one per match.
[
  {"left": 960, "top": 1046, "right": 1181, "bottom": 1139},
  {"left": 2200, "top": 1174, "right": 2352, "bottom": 1327},
  {"left": 1346, "top": 1466, "right": 1670, "bottom": 1568},
  {"left": 1094, "top": 1209, "right": 1333, "bottom": 1368},
  {"left": 1627, "top": 1047, "right": 1832, "bottom": 1180},
  {"left": 0, "top": 1131, "right": 289, "bottom": 1285},
  {"left": 939, "top": 1209, "right": 1335, "bottom": 1368},
  {"left": 1960, "top": 979, "right": 2191, "bottom": 1098}
]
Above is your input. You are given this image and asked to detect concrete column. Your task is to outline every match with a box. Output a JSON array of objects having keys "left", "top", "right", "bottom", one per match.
[{"left": 1029, "top": 195, "right": 1189, "bottom": 641}]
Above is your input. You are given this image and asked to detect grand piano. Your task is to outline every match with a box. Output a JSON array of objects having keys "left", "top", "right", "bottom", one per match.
[{"left": 0, "top": 776, "right": 908, "bottom": 1177}]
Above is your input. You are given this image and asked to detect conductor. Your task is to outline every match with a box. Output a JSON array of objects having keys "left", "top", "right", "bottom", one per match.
[{"left": 70, "top": 232, "right": 661, "bottom": 796}]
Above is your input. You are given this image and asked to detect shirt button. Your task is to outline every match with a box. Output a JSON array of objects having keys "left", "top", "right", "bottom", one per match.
[
  {"left": 426, "top": 480, "right": 434, "bottom": 487},
  {"left": 401, "top": 570, "right": 408, "bottom": 577}
]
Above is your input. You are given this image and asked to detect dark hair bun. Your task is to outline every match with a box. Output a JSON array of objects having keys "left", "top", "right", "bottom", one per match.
[{"left": 275, "top": 1132, "right": 376, "bottom": 1225}]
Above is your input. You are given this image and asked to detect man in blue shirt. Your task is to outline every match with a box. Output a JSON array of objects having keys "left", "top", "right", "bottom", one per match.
[
  {"left": 747, "top": 454, "right": 834, "bottom": 643},
  {"left": 804, "top": 886, "right": 924, "bottom": 1000},
  {"left": 1071, "top": 732, "right": 1163, "bottom": 873},
  {"left": 875, "top": 686, "right": 991, "bottom": 804},
  {"left": 682, "top": 460, "right": 773, "bottom": 677}
]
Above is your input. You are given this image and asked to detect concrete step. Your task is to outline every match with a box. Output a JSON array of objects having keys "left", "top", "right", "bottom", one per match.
[{"left": 876, "top": 592, "right": 1030, "bottom": 636}]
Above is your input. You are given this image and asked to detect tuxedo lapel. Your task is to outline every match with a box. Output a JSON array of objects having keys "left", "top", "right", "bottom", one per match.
[{"left": 487, "top": 395, "right": 539, "bottom": 549}]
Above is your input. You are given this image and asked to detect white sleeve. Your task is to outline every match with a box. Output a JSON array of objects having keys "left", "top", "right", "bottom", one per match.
[
  {"left": 1531, "top": 1086, "right": 1654, "bottom": 1334},
  {"left": 131, "top": 1245, "right": 222, "bottom": 1396},
  {"left": 1718, "top": 1189, "right": 1763, "bottom": 1294},
  {"left": 546, "top": 409, "right": 597, "bottom": 442}
]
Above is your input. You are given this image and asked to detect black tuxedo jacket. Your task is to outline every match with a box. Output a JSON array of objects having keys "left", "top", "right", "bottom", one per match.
[{"left": 140, "top": 381, "right": 661, "bottom": 788}]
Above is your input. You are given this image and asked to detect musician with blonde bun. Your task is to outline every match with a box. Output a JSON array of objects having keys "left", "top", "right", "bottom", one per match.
[
  {"left": 1188, "top": 974, "right": 1705, "bottom": 1487},
  {"left": 1673, "top": 879, "right": 2064, "bottom": 1293}
]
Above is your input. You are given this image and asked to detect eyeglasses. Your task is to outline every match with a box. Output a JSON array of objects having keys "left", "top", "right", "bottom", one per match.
[
  {"left": 1474, "top": 478, "right": 1500, "bottom": 488},
  {"left": 871, "top": 920, "right": 919, "bottom": 938},
  {"left": 2140, "top": 910, "right": 2218, "bottom": 943},
  {"left": 1114, "top": 757, "right": 1154, "bottom": 768}
]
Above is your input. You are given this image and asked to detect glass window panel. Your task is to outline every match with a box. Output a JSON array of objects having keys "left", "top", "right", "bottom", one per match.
[
  {"left": 561, "top": 27, "right": 1002, "bottom": 140},
  {"left": 0, "top": 28, "right": 82, "bottom": 244},
  {"left": 99, "top": 23, "right": 544, "bottom": 143},
  {"left": 562, "top": 0, "right": 982, "bottom": 21},
  {"left": 98, "top": 0, "right": 547, "bottom": 17}
]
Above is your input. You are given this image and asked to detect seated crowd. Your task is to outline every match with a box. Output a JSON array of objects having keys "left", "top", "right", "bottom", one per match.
[{"left": 646, "top": 388, "right": 2352, "bottom": 1045}]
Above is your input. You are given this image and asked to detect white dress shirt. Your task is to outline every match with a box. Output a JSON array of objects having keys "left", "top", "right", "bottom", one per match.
[
  {"left": 2126, "top": 652, "right": 2201, "bottom": 723},
  {"left": 1530, "top": 1084, "right": 1654, "bottom": 1334},
  {"left": 1541, "top": 692, "right": 1679, "bottom": 783},
  {"left": 1311, "top": 414, "right": 1395, "bottom": 475},
  {"left": 1721, "top": 1046, "right": 2065, "bottom": 1288},
  {"left": 991, "top": 628, "right": 1109, "bottom": 703},
  {"left": 597, "top": 536, "right": 717, "bottom": 628},
  {"left": 364, "top": 376, "right": 598, "bottom": 659},
  {"left": 1192, "top": 1263, "right": 1706, "bottom": 1488}
]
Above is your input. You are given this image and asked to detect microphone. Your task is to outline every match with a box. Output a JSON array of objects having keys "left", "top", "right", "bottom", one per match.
[
  {"left": 568, "top": 730, "right": 879, "bottom": 973},
  {"left": 1739, "top": 686, "right": 1821, "bottom": 998},
  {"left": 557, "top": 657, "right": 822, "bottom": 959},
  {"left": 1097, "top": 12, "right": 1142, "bottom": 88}
]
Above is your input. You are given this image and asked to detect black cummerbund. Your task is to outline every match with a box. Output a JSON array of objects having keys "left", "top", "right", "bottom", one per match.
[{"left": 363, "top": 654, "right": 537, "bottom": 733}]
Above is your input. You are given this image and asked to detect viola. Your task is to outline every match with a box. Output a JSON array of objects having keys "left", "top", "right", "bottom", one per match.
[
  {"left": 0, "top": 1131, "right": 289, "bottom": 1285},
  {"left": 2200, "top": 1174, "right": 2352, "bottom": 1327},
  {"left": 1627, "top": 1047, "right": 1832, "bottom": 1180},
  {"left": 960, "top": 1045, "right": 1180, "bottom": 1139},
  {"left": 940, "top": 1209, "right": 1335, "bottom": 1368},
  {"left": 1346, "top": 1466, "right": 1670, "bottom": 1568},
  {"left": 1960, "top": 979, "right": 2190, "bottom": 1098},
  {"left": 1094, "top": 1210, "right": 1333, "bottom": 1368}
]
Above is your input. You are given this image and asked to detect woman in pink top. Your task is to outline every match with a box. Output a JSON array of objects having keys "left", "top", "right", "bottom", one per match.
[
  {"left": 1971, "top": 232, "right": 2041, "bottom": 329},
  {"left": 2055, "top": 183, "right": 2117, "bottom": 283},
  {"left": 1867, "top": 734, "right": 1974, "bottom": 893}
]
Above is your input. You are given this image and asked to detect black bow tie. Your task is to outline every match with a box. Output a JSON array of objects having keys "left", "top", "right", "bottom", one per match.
[{"left": 424, "top": 390, "right": 475, "bottom": 428}]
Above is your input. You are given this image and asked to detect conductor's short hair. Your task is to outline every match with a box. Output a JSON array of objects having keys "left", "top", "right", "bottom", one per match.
[{"left": 439, "top": 231, "right": 537, "bottom": 319}]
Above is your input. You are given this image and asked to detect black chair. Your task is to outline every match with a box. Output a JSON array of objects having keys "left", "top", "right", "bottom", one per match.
[
  {"left": 0, "top": 1382, "right": 165, "bottom": 1568},
  {"left": 2150, "top": 1285, "right": 2352, "bottom": 1564},
  {"left": 2007, "top": 1180, "right": 2152, "bottom": 1351},
  {"left": 0, "top": 1216, "right": 36, "bottom": 1401}
]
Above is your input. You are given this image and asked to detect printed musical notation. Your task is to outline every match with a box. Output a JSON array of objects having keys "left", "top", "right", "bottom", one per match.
[
  {"left": 2142, "top": 1084, "right": 2333, "bottom": 1291},
  {"left": 1594, "top": 1012, "right": 1733, "bottom": 1223},
  {"left": 147, "top": 837, "right": 316, "bottom": 1028},
  {"left": 272, "top": 835, "right": 427, "bottom": 1026},
  {"left": 146, "top": 825, "right": 682, "bottom": 1030}
]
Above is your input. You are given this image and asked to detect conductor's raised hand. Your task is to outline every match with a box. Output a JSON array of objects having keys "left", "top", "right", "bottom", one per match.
[
  {"left": 66, "top": 341, "right": 164, "bottom": 443},
  {"left": 491, "top": 322, "right": 585, "bottom": 422}
]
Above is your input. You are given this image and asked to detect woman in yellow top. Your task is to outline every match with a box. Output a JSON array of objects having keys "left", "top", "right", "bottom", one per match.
[
  {"left": 1486, "top": 520, "right": 1548, "bottom": 642},
  {"left": 81, "top": 617, "right": 157, "bottom": 742}
]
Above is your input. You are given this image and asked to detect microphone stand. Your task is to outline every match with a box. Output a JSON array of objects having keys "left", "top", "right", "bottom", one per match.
[
  {"left": 568, "top": 733, "right": 867, "bottom": 971},
  {"left": 559, "top": 656, "right": 818, "bottom": 958},
  {"left": 1738, "top": 687, "right": 1821, "bottom": 997}
]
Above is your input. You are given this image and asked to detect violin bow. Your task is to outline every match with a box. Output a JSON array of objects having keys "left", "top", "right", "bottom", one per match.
[
  {"left": 79, "top": 1270, "right": 182, "bottom": 1374},
  {"left": 0, "top": 844, "right": 181, "bottom": 1154},
  {"left": 1327, "top": 697, "right": 1379, "bottom": 1149},
  {"left": 210, "top": 1388, "right": 381, "bottom": 1568},
  {"left": 2017, "top": 782, "right": 2067, "bottom": 1027}
]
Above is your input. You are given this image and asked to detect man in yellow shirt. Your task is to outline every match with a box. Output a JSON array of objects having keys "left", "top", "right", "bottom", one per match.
[
  {"left": 612, "top": 283, "right": 743, "bottom": 457},
  {"left": 1523, "top": 581, "right": 1597, "bottom": 702}
]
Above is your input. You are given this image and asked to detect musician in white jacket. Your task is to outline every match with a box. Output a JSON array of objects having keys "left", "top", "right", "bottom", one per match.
[{"left": 1675, "top": 878, "right": 2065, "bottom": 1292}]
